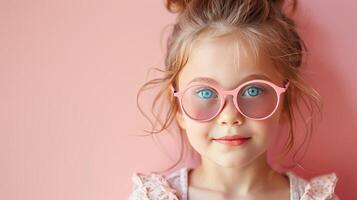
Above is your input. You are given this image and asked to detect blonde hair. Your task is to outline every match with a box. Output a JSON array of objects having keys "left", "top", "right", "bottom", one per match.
[{"left": 136, "top": 0, "right": 323, "bottom": 174}]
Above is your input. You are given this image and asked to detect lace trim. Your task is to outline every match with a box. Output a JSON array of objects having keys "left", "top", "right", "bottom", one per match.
[
  {"left": 132, "top": 172, "right": 180, "bottom": 200},
  {"left": 301, "top": 173, "right": 338, "bottom": 200}
]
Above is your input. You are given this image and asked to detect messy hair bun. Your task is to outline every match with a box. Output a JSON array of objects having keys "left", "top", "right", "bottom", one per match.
[
  {"left": 165, "top": 0, "right": 190, "bottom": 13},
  {"left": 165, "top": 0, "right": 297, "bottom": 15}
]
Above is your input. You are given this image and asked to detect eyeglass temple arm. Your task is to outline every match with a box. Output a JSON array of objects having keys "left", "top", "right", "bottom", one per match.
[
  {"left": 283, "top": 79, "right": 290, "bottom": 89},
  {"left": 170, "top": 85, "right": 177, "bottom": 96}
]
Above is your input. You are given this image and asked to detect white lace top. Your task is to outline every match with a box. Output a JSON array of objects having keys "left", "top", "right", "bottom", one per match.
[{"left": 128, "top": 167, "right": 340, "bottom": 200}]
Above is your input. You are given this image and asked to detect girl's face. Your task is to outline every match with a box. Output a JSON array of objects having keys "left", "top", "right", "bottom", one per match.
[{"left": 175, "top": 34, "right": 286, "bottom": 168}]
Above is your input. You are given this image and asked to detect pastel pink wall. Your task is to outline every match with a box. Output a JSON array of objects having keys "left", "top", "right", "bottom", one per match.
[{"left": 0, "top": 0, "right": 355, "bottom": 199}]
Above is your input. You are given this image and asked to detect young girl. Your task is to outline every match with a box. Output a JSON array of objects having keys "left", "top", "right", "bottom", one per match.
[{"left": 129, "top": 0, "right": 339, "bottom": 199}]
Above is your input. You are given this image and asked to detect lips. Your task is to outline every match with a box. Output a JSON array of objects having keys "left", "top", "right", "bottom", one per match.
[
  {"left": 213, "top": 135, "right": 251, "bottom": 140},
  {"left": 213, "top": 135, "right": 251, "bottom": 146}
]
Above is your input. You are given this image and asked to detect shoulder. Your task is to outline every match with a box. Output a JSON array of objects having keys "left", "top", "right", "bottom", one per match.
[
  {"left": 128, "top": 167, "right": 189, "bottom": 200},
  {"left": 286, "top": 171, "right": 340, "bottom": 200}
]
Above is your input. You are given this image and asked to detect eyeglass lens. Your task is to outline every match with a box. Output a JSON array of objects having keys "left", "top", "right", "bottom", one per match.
[{"left": 180, "top": 81, "right": 278, "bottom": 120}]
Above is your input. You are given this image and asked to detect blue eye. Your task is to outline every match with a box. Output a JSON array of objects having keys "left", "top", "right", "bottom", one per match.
[
  {"left": 196, "top": 88, "right": 217, "bottom": 100},
  {"left": 242, "top": 86, "right": 263, "bottom": 97}
]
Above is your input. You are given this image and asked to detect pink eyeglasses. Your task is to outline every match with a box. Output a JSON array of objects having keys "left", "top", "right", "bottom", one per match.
[{"left": 171, "top": 79, "right": 290, "bottom": 122}]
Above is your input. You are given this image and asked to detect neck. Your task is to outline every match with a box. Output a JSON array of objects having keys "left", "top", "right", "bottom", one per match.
[{"left": 189, "top": 152, "right": 278, "bottom": 196}]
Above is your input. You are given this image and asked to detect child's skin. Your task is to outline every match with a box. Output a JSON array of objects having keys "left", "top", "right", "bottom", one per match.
[{"left": 175, "top": 33, "right": 291, "bottom": 199}]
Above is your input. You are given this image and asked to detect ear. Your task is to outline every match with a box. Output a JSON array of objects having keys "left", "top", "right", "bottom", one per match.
[{"left": 175, "top": 111, "right": 186, "bottom": 130}]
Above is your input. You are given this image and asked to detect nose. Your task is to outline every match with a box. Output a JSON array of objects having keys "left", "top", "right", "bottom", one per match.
[{"left": 216, "top": 96, "right": 245, "bottom": 125}]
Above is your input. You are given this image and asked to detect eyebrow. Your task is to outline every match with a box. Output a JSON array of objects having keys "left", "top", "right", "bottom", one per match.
[{"left": 187, "top": 74, "right": 273, "bottom": 86}]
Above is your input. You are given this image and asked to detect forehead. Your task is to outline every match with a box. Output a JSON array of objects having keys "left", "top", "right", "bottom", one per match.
[
  {"left": 177, "top": 33, "right": 282, "bottom": 90},
  {"left": 187, "top": 74, "right": 274, "bottom": 86}
]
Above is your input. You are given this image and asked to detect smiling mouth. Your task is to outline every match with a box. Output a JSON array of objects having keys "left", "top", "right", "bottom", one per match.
[
  {"left": 213, "top": 137, "right": 251, "bottom": 146},
  {"left": 213, "top": 135, "right": 251, "bottom": 140}
]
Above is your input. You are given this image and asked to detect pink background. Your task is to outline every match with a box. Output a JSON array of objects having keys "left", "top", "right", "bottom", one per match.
[{"left": 1, "top": 0, "right": 356, "bottom": 199}]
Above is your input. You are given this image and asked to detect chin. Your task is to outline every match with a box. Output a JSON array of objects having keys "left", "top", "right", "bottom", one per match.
[{"left": 215, "top": 158, "right": 249, "bottom": 168}]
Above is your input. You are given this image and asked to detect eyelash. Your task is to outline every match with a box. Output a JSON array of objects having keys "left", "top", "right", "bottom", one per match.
[
  {"left": 195, "top": 88, "right": 217, "bottom": 99},
  {"left": 195, "top": 86, "right": 264, "bottom": 99},
  {"left": 242, "top": 86, "right": 264, "bottom": 97}
]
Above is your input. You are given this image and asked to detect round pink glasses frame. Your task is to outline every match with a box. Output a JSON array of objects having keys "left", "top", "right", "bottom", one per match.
[{"left": 171, "top": 79, "right": 290, "bottom": 122}]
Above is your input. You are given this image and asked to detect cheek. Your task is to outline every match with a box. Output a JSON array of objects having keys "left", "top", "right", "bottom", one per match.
[
  {"left": 184, "top": 118, "right": 213, "bottom": 154},
  {"left": 250, "top": 118, "right": 281, "bottom": 147},
  {"left": 256, "top": 101, "right": 285, "bottom": 139}
]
